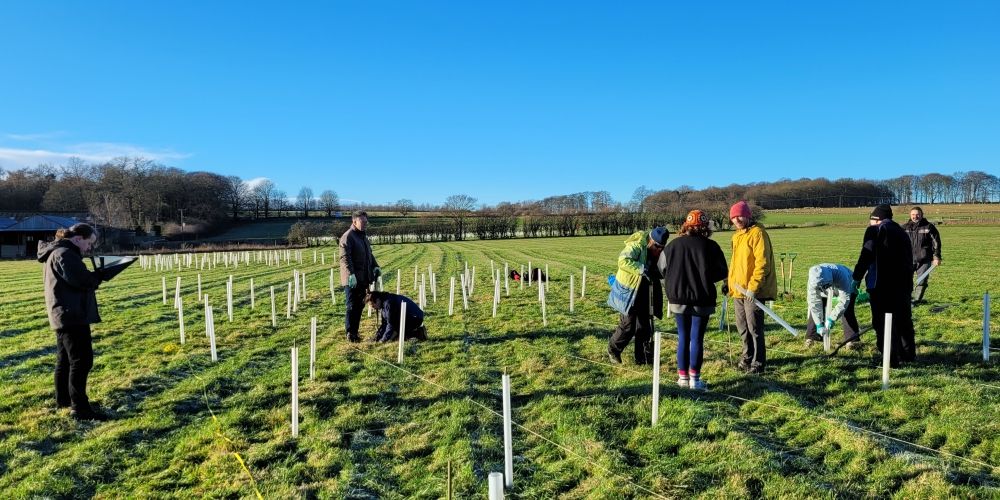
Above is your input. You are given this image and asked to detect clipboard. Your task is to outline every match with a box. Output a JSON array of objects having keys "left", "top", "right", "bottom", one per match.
[{"left": 90, "top": 255, "right": 138, "bottom": 281}]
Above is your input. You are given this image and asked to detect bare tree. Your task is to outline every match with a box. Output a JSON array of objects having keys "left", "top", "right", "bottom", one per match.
[
  {"left": 396, "top": 198, "right": 415, "bottom": 216},
  {"left": 319, "top": 189, "right": 340, "bottom": 216},
  {"left": 630, "top": 185, "right": 654, "bottom": 212},
  {"left": 442, "top": 194, "right": 477, "bottom": 240},
  {"left": 298, "top": 187, "right": 314, "bottom": 217},
  {"left": 222, "top": 176, "right": 249, "bottom": 220},
  {"left": 252, "top": 179, "right": 277, "bottom": 218}
]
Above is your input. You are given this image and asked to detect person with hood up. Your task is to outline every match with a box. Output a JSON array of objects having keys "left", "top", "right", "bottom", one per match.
[
  {"left": 853, "top": 204, "right": 916, "bottom": 366},
  {"left": 662, "top": 210, "right": 728, "bottom": 390},
  {"left": 340, "top": 211, "right": 381, "bottom": 343},
  {"left": 804, "top": 263, "right": 862, "bottom": 349},
  {"left": 606, "top": 226, "right": 668, "bottom": 365},
  {"left": 366, "top": 291, "right": 427, "bottom": 342},
  {"left": 38, "top": 223, "right": 108, "bottom": 421},
  {"left": 726, "top": 201, "right": 777, "bottom": 374}
]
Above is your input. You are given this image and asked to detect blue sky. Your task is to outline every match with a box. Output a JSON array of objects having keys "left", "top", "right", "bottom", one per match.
[{"left": 1, "top": 1, "right": 998, "bottom": 206}]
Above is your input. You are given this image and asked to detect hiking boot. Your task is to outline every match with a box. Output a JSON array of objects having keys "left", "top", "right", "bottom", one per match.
[
  {"left": 689, "top": 378, "right": 708, "bottom": 391},
  {"left": 346, "top": 334, "right": 361, "bottom": 343},
  {"left": 677, "top": 376, "right": 690, "bottom": 388},
  {"left": 607, "top": 348, "right": 622, "bottom": 364}
]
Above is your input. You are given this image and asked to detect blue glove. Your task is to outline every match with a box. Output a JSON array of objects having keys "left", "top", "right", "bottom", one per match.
[
  {"left": 348, "top": 274, "right": 357, "bottom": 288},
  {"left": 607, "top": 274, "right": 616, "bottom": 285},
  {"left": 824, "top": 317, "right": 835, "bottom": 330}
]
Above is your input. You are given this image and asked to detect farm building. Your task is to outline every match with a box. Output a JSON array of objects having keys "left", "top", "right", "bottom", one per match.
[{"left": 0, "top": 215, "right": 82, "bottom": 259}]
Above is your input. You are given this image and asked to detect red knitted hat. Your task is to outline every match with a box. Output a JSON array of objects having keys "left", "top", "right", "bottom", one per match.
[{"left": 729, "top": 201, "right": 752, "bottom": 219}]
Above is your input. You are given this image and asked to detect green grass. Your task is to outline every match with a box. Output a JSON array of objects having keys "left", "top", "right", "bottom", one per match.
[{"left": 1, "top": 226, "right": 998, "bottom": 497}]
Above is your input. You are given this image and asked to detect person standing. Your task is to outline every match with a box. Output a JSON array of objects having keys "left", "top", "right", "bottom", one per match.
[
  {"left": 366, "top": 291, "right": 427, "bottom": 342},
  {"left": 726, "top": 201, "right": 777, "bottom": 374},
  {"left": 38, "top": 223, "right": 108, "bottom": 421},
  {"left": 607, "top": 226, "right": 668, "bottom": 365},
  {"left": 902, "top": 206, "right": 942, "bottom": 305},
  {"left": 339, "top": 211, "right": 381, "bottom": 343},
  {"left": 853, "top": 204, "right": 916, "bottom": 366},
  {"left": 662, "top": 210, "right": 728, "bottom": 390},
  {"left": 804, "top": 263, "right": 861, "bottom": 348}
]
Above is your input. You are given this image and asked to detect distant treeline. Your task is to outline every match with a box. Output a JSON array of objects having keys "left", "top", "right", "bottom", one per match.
[{"left": 1, "top": 156, "right": 996, "bottom": 238}]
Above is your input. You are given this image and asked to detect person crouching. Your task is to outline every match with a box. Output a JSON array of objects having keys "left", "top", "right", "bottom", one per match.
[{"left": 366, "top": 291, "right": 427, "bottom": 342}]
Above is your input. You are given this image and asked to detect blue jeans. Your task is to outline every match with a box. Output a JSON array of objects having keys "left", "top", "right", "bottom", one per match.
[{"left": 675, "top": 314, "right": 708, "bottom": 377}]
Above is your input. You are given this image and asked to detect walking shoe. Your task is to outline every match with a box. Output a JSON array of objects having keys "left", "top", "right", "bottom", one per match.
[
  {"left": 805, "top": 338, "right": 816, "bottom": 347},
  {"left": 846, "top": 341, "right": 860, "bottom": 351},
  {"left": 607, "top": 348, "right": 622, "bottom": 364},
  {"left": 346, "top": 334, "right": 361, "bottom": 343},
  {"left": 677, "top": 376, "right": 690, "bottom": 388},
  {"left": 689, "top": 378, "right": 708, "bottom": 391},
  {"left": 737, "top": 360, "right": 750, "bottom": 372}
]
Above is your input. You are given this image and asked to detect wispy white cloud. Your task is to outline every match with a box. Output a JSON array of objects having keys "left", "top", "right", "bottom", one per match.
[
  {"left": 3, "top": 131, "right": 68, "bottom": 142},
  {"left": 0, "top": 143, "right": 190, "bottom": 169},
  {"left": 244, "top": 177, "right": 271, "bottom": 190}
]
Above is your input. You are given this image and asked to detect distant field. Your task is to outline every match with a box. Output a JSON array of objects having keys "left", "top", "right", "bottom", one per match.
[
  {"left": 2, "top": 225, "right": 998, "bottom": 497},
  {"left": 766, "top": 204, "right": 1000, "bottom": 227}
]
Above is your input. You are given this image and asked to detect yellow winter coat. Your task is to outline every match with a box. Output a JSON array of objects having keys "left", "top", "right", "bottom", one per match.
[{"left": 727, "top": 223, "right": 778, "bottom": 300}]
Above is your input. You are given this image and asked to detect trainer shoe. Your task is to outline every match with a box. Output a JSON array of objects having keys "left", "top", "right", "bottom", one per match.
[
  {"left": 689, "top": 378, "right": 708, "bottom": 391},
  {"left": 677, "top": 376, "right": 690, "bottom": 388},
  {"left": 607, "top": 348, "right": 622, "bottom": 364}
]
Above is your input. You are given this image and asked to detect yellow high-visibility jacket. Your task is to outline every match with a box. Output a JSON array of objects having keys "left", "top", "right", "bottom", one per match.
[{"left": 727, "top": 223, "right": 777, "bottom": 301}]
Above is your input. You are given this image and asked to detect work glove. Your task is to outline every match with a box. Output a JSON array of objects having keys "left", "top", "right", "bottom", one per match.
[
  {"left": 721, "top": 283, "right": 729, "bottom": 295},
  {"left": 856, "top": 289, "right": 870, "bottom": 304},
  {"left": 348, "top": 274, "right": 357, "bottom": 288},
  {"left": 851, "top": 280, "right": 861, "bottom": 294},
  {"left": 744, "top": 289, "right": 755, "bottom": 302},
  {"left": 373, "top": 267, "right": 382, "bottom": 279},
  {"left": 816, "top": 326, "right": 829, "bottom": 337},
  {"left": 824, "top": 317, "right": 836, "bottom": 330}
]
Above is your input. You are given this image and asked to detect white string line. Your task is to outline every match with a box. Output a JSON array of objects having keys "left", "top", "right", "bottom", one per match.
[
  {"left": 348, "top": 346, "right": 671, "bottom": 499},
  {"left": 570, "top": 317, "right": 1000, "bottom": 392},
  {"left": 485, "top": 327, "right": 1000, "bottom": 473}
]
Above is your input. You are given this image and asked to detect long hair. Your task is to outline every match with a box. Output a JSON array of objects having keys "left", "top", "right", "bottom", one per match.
[{"left": 55, "top": 223, "right": 97, "bottom": 240}]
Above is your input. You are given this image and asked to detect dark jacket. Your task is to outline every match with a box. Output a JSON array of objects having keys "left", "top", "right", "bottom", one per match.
[
  {"left": 853, "top": 220, "right": 913, "bottom": 295},
  {"left": 339, "top": 226, "right": 379, "bottom": 287},
  {"left": 38, "top": 239, "right": 103, "bottom": 330},
  {"left": 375, "top": 294, "right": 424, "bottom": 342},
  {"left": 902, "top": 218, "right": 942, "bottom": 265},
  {"left": 662, "top": 234, "right": 728, "bottom": 310}
]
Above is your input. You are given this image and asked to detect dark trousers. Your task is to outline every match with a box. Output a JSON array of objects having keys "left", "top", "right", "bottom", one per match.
[
  {"left": 870, "top": 290, "right": 916, "bottom": 366},
  {"left": 344, "top": 285, "right": 368, "bottom": 339},
  {"left": 734, "top": 298, "right": 766, "bottom": 370},
  {"left": 806, "top": 293, "right": 860, "bottom": 341},
  {"left": 55, "top": 325, "right": 94, "bottom": 411},
  {"left": 913, "top": 261, "right": 932, "bottom": 301},
  {"left": 609, "top": 280, "right": 653, "bottom": 364},
  {"left": 675, "top": 314, "right": 708, "bottom": 376}
]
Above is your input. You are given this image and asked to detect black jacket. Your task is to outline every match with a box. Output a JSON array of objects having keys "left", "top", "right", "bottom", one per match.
[
  {"left": 38, "top": 239, "right": 103, "bottom": 330},
  {"left": 853, "top": 220, "right": 913, "bottom": 295},
  {"left": 662, "top": 235, "right": 728, "bottom": 308},
  {"left": 902, "top": 218, "right": 942, "bottom": 265},
  {"left": 375, "top": 293, "right": 424, "bottom": 342}
]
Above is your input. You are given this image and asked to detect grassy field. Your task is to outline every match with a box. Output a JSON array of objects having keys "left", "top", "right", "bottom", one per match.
[
  {"left": 1, "top": 225, "right": 998, "bottom": 497},
  {"left": 765, "top": 204, "right": 1000, "bottom": 227}
]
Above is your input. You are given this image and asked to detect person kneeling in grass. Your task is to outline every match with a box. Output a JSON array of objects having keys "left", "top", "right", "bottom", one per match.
[
  {"left": 662, "top": 210, "right": 728, "bottom": 391},
  {"left": 805, "top": 263, "right": 863, "bottom": 349},
  {"left": 366, "top": 291, "right": 427, "bottom": 342}
]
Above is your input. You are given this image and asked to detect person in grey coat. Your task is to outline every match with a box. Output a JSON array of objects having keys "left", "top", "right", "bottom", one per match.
[
  {"left": 339, "top": 211, "right": 381, "bottom": 342},
  {"left": 37, "top": 223, "right": 108, "bottom": 421}
]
